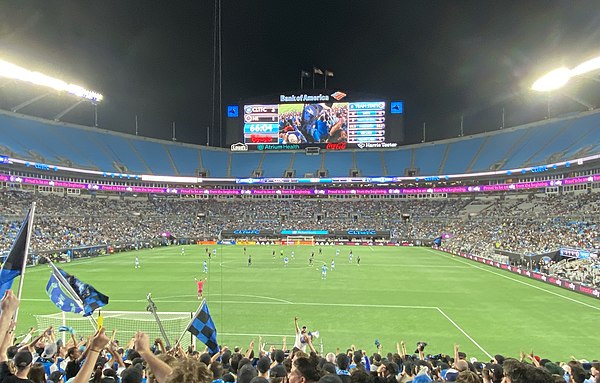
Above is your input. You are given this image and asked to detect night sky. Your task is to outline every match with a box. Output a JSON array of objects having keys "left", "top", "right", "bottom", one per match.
[{"left": 0, "top": 0, "right": 599, "bottom": 145}]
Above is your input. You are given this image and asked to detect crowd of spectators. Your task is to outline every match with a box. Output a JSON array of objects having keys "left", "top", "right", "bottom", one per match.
[
  {"left": 0, "top": 189, "right": 598, "bottom": 285},
  {"left": 0, "top": 290, "right": 597, "bottom": 383}
]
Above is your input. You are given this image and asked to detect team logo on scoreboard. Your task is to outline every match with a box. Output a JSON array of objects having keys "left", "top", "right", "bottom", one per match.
[{"left": 230, "top": 142, "right": 249, "bottom": 152}]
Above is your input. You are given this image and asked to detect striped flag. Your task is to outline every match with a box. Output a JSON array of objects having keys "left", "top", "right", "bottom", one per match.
[{"left": 313, "top": 67, "right": 324, "bottom": 75}]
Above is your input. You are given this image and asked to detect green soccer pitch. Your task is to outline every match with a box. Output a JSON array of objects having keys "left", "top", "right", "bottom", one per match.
[{"left": 16, "top": 245, "right": 600, "bottom": 361}]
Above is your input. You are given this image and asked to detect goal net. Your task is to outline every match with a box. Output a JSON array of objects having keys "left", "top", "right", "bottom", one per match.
[
  {"left": 34, "top": 311, "right": 194, "bottom": 348},
  {"left": 285, "top": 236, "right": 315, "bottom": 246}
]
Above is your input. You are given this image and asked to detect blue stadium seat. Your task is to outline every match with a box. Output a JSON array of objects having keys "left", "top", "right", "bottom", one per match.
[
  {"left": 93, "top": 133, "right": 149, "bottom": 173},
  {"left": 230, "top": 152, "right": 262, "bottom": 177},
  {"left": 168, "top": 145, "right": 202, "bottom": 176},
  {"left": 323, "top": 151, "right": 353, "bottom": 176},
  {"left": 354, "top": 151, "right": 384, "bottom": 176},
  {"left": 413, "top": 145, "right": 446, "bottom": 175},
  {"left": 383, "top": 150, "right": 412, "bottom": 176},
  {"left": 129, "top": 139, "right": 176, "bottom": 175},
  {"left": 293, "top": 153, "right": 322, "bottom": 177},
  {"left": 199, "top": 148, "right": 229, "bottom": 177},
  {"left": 502, "top": 120, "right": 565, "bottom": 169},
  {"left": 442, "top": 137, "right": 486, "bottom": 174},
  {"left": 260, "top": 152, "right": 293, "bottom": 177},
  {"left": 470, "top": 129, "right": 528, "bottom": 172}
]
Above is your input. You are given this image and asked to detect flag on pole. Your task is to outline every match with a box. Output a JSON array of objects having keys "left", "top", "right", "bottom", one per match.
[
  {"left": 187, "top": 300, "right": 220, "bottom": 355},
  {"left": 325, "top": 70, "right": 334, "bottom": 77},
  {"left": 0, "top": 207, "right": 33, "bottom": 298},
  {"left": 51, "top": 267, "right": 109, "bottom": 316},
  {"left": 313, "top": 67, "right": 324, "bottom": 75},
  {"left": 301, "top": 70, "right": 311, "bottom": 78},
  {"left": 45, "top": 273, "right": 83, "bottom": 314}
]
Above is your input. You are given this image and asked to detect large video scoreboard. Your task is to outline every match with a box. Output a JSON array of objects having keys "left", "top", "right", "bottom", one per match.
[{"left": 227, "top": 91, "right": 403, "bottom": 150}]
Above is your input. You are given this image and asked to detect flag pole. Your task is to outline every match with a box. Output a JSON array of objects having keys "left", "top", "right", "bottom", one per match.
[
  {"left": 43, "top": 257, "right": 97, "bottom": 328},
  {"left": 14, "top": 202, "right": 36, "bottom": 323},
  {"left": 300, "top": 71, "right": 303, "bottom": 90},
  {"left": 175, "top": 299, "right": 205, "bottom": 347}
]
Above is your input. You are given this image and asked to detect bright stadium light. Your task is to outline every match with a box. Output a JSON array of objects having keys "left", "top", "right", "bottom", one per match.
[
  {"left": 531, "top": 67, "right": 571, "bottom": 92},
  {"left": 532, "top": 54, "right": 600, "bottom": 92},
  {"left": 0, "top": 59, "right": 103, "bottom": 102},
  {"left": 571, "top": 56, "right": 600, "bottom": 76}
]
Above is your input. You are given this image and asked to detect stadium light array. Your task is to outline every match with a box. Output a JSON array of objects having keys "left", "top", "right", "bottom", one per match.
[
  {"left": 532, "top": 55, "right": 600, "bottom": 92},
  {"left": 0, "top": 59, "right": 103, "bottom": 102}
]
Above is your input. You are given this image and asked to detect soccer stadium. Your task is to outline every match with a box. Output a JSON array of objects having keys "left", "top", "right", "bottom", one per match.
[{"left": 0, "top": 3, "right": 599, "bottom": 383}]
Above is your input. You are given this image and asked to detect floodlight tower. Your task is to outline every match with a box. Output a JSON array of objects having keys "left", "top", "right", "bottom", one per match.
[
  {"left": 0, "top": 59, "right": 103, "bottom": 125},
  {"left": 531, "top": 55, "right": 600, "bottom": 113}
]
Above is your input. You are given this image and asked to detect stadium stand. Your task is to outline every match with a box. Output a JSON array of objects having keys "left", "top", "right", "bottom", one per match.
[
  {"left": 323, "top": 151, "right": 354, "bottom": 176},
  {"left": 354, "top": 151, "right": 384, "bottom": 176},
  {"left": 229, "top": 152, "right": 262, "bottom": 177},
  {"left": 2, "top": 109, "right": 600, "bottom": 177},
  {"left": 260, "top": 152, "right": 293, "bottom": 177}
]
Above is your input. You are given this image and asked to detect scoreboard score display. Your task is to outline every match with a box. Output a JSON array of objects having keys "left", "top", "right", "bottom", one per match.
[
  {"left": 243, "top": 101, "right": 387, "bottom": 146},
  {"left": 243, "top": 105, "right": 279, "bottom": 144}
]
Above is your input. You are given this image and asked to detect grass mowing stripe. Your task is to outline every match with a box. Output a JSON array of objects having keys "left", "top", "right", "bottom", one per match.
[{"left": 428, "top": 249, "right": 600, "bottom": 311}]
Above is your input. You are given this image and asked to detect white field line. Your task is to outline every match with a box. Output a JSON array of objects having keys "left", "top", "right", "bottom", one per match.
[
  {"left": 435, "top": 307, "right": 492, "bottom": 359},
  {"left": 427, "top": 249, "right": 600, "bottom": 312}
]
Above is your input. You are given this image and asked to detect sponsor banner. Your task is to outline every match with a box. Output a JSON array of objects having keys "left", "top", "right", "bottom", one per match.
[
  {"left": 196, "top": 240, "right": 217, "bottom": 245},
  {"left": 280, "top": 230, "right": 329, "bottom": 235},
  {"left": 236, "top": 240, "right": 257, "bottom": 245},
  {"left": 279, "top": 93, "right": 331, "bottom": 103},
  {"left": 221, "top": 230, "right": 265, "bottom": 236},
  {"left": 230, "top": 142, "right": 248, "bottom": 152},
  {"left": 336, "top": 230, "right": 390, "bottom": 237},
  {"left": 249, "top": 142, "right": 399, "bottom": 151},
  {"left": 217, "top": 240, "right": 236, "bottom": 245},
  {"left": 437, "top": 248, "right": 600, "bottom": 300}
]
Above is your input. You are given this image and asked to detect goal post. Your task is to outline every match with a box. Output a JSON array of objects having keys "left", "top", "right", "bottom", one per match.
[
  {"left": 34, "top": 311, "right": 194, "bottom": 348},
  {"left": 285, "top": 236, "right": 315, "bottom": 246}
]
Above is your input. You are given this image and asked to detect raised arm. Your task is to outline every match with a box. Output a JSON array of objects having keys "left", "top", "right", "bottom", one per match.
[
  {"left": 0, "top": 291, "right": 19, "bottom": 348},
  {"left": 71, "top": 328, "right": 110, "bottom": 383},
  {"left": 135, "top": 331, "right": 173, "bottom": 383}
]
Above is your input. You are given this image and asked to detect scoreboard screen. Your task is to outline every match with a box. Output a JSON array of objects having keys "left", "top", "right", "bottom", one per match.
[{"left": 243, "top": 101, "right": 386, "bottom": 146}]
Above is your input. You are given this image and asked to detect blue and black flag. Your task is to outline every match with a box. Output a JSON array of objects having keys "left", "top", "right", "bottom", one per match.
[
  {"left": 52, "top": 268, "right": 109, "bottom": 316},
  {"left": 187, "top": 300, "right": 220, "bottom": 355},
  {"left": 45, "top": 272, "right": 83, "bottom": 314},
  {"left": 0, "top": 208, "right": 33, "bottom": 298}
]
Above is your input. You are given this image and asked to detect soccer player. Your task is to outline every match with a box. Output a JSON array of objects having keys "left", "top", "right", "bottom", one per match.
[
  {"left": 203, "top": 260, "right": 208, "bottom": 273},
  {"left": 134, "top": 256, "right": 140, "bottom": 269},
  {"left": 280, "top": 250, "right": 284, "bottom": 257},
  {"left": 336, "top": 248, "right": 340, "bottom": 256},
  {"left": 291, "top": 250, "right": 295, "bottom": 259},
  {"left": 309, "top": 253, "right": 314, "bottom": 266},
  {"left": 349, "top": 251, "right": 353, "bottom": 263},
  {"left": 272, "top": 250, "right": 276, "bottom": 261},
  {"left": 248, "top": 254, "right": 252, "bottom": 266},
  {"left": 321, "top": 264, "right": 327, "bottom": 279},
  {"left": 194, "top": 277, "right": 206, "bottom": 300},
  {"left": 284, "top": 256, "right": 289, "bottom": 267},
  {"left": 212, "top": 248, "right": 217, "bottom": 257},
  {"left": 331, "top": 259, "right": 335, "bottom": 270},
  {"left": 181, "top": 247, "right": 185, "bottom": 256},
  {"left": 319, "top": 247, "right": 322, "bottom": 255},
  {"left": 357, "top": 255, "right": 361, "bottom": 265}
]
